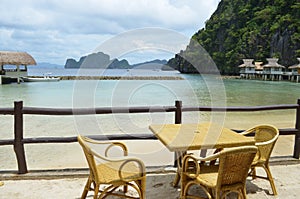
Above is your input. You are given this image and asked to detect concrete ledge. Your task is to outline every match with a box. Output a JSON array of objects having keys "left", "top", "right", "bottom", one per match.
[
  {"left": 1, "top": 157, "right": 299, "bottom": 181},
  {"left": 269, "top": 156, "right": 300, "bottom": 165},
  {"left": 0, "top": 165, "right": 177, "bottom": 181}
]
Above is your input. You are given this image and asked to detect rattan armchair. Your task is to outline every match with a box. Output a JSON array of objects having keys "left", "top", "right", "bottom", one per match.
[
  {"left": 241, "top": 124, "right": 279, "bottom": 195},
  {"left": 180, "top": 146, "right": 258, "bottom": 199},
  {"left": 173, "top": 150, "right": 216, "bottom": 187},
  {"left": 78, "top": 135, "right": 146, "bottom": 199}
]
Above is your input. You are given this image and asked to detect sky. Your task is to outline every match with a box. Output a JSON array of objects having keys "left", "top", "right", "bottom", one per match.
[{"left": 0, "top": 0, "right": 220, "bottom": 65}]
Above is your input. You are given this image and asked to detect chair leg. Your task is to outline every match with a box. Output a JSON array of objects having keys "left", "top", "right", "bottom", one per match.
[
  {"left": 173, "top": 172, "right": 181, "bottom": 187},
  {"left": 93, "top": 184, "right": 100, "bottom": 199},
  {"left": 81, "top": 178, "right": 92, "bottom": 199},
  {"left": 123, "top": 184, "right": 128, "bottom": 193},
  {"left": 180, "top": 174, "right": 191, "bottom": 199},
  {"left": 250, "top": 167, "right": 257, "bottom": 179},
  {"left": 136, "top": 178, "right": 146, "bottom": 199},
  {"left": 241, "top": 187, "right": 247, "bottom": 199},
  {"left": 141, "top": 179, "right": 147, "bottom": 199},
  {"left": 263, "top": 164, "right": 278, "bottom": 195},
  {"left": 181, "top": 181, "right": 193, "bottom": 199}
]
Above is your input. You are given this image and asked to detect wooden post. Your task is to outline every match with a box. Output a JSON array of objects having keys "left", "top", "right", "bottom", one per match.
[
  {"left": 174, "top": 100, "right": 182, "bottom": 167},
  {"left": 175, "top": 100, "right": 182, "bottom": 124},
  {"left": 293, "top": 99, "right": 300, "bottom": 159},
  {"left": 16, "top": 65, "right": 20, "bottom": 84},
  {"left": 14, "top": 101, "right": 28, "bottom": 174}
]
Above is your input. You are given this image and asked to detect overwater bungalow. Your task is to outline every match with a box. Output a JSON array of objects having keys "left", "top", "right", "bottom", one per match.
[
  {"left": 262, "top": 58, "right": 285, "bottom": 81},
  {"left": 0, "top": 51, "right": 36, "bottom": 84},
  {"left": 238, "top": 59, "right": 255, "bottom": 79},
  {"left": 288, "top": 58, "right": 300, "bottom": 83},
  {"left": 254, "top": 61, "right": 264, "bottom": 79}
]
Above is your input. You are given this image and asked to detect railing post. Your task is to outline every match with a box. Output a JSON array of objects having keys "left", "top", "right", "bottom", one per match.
[
  {"left": 175, "top": 100, "right": 182, "bottom": 124},
  {"left": 174, "top": 100, "right": 182, "bottom": 167},
  {"left": 14, "top": 101, "right": 28, "bottom": 174},
  {"left": 293, "top": 99, "right": 300, "bottom": 159}
]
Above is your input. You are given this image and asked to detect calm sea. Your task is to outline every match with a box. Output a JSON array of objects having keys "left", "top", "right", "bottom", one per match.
[{"left": 1, "top": 67, "right": 299, "bottom": 107}]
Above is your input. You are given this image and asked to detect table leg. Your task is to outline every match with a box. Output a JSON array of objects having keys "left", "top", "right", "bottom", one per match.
[{"left": 172, "top": 151, "right": 186, "bottom": 187}]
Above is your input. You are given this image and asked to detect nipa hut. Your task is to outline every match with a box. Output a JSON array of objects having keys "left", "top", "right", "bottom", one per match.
[
  {"left": 238, "top": 59, "right": 255, "bottom": 79},
  {"left": 0, "top": 51, "right": 36, "bottom": 84},
  {"left": 262, "top": 58, "right": 285, "bottom": 81},
  {"left": 288, "top": 58, "right": 300, "bottom": 82}
]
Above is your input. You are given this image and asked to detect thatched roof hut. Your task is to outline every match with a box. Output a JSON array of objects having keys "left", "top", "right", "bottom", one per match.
[
  {"left": 288, "top": 58, "right": 300, "bottom": 69},
  {"left": 0, "top": 51, "right": 36, "bottom": 66},
  {"left": 254, "top": 62, "right": 263, "bottom": 71},
  {"left": 238, "top": 59, "right": 255, "bottom": 68},
  {"left": 0, "top": 51, "right": 36, "bottom": 84},
  {"left": 263, "top": 58, "right": 285, "bottom": 68}
]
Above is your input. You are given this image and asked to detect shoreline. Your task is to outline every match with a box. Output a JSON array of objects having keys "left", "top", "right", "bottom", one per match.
[{"left": 27, "top": 75, "right": 184, "bottom": 80}]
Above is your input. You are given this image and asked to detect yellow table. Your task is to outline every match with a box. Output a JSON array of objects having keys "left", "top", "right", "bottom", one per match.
[
  {"left": 149, "top": 122, "right": 255, "bottom": 186},
  {"left": 149, "top": 122, "right": 255, "bottom": 151}
]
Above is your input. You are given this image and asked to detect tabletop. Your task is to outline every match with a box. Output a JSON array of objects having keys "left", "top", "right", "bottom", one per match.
[{"left": 149, "top": 122, "right": 255, "bottom": 152}]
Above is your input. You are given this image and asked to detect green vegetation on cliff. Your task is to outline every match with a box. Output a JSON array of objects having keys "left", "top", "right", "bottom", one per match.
[{"left": 168, "top": 0, "right": 300, "bottom": 75}]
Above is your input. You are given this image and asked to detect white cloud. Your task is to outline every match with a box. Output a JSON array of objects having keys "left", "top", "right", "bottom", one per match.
[{"left": 0, "top": 0, "right": 220, "bottom": 64}]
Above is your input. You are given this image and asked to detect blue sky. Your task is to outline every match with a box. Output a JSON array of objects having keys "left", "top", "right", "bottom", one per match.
[{"left": 0, "top": 0, "right": 220, "bottom": 65}]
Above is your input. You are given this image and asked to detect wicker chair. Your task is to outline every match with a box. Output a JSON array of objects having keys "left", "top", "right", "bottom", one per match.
[
  {"left": 173, "top": 150, "right": 216, "bottom": 187},
  {"left": 180, "top": 146, "right": 258, "bottom": 199},
  {"left": 78, "top": 135, "right": 146, "bottom": 199},
  {"left": 241, "top": 124, "right": 279, "bottom": 195}
]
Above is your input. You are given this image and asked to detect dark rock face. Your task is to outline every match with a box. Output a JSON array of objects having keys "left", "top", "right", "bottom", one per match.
[
  {"left": 64, "top": 52, "right": 129, "bottom": 69},
  {"left": 65, "top": 58, "right": 80, "bottom": 69},
  {"left": 270, "top": 29, "right": 296, "bottom": 66},
  {"left": 64, "top": 52, "right": 169, "bottom": 70}
]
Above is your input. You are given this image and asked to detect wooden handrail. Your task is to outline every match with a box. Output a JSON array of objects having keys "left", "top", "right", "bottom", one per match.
[
  {"left": 22, "top": 106, "right": 176, "bottom": 115},
  {"left": 182, "top": 104, "right": 298, "bottom": 112}
]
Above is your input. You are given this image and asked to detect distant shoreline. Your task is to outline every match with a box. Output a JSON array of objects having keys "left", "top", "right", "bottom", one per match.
[
  {"left": 27, "top": 75, "right": 185, "bottom": 80},
  {"left": 26, "top": 74, "right": 244, "bottom": 81},
  {"left": 216, "top": 75, "right": 240, "bottom": 80}
]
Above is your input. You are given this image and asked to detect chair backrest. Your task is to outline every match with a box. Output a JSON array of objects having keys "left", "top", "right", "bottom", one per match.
[
  {"left": 253, "top": 125, "right": 279, "bottom": 162},
  {"left": 78, "top": 135, "right": 100, "bottom": 181},
  {"left": 217, "top": 146, "right": 258, "bottom": 188}
]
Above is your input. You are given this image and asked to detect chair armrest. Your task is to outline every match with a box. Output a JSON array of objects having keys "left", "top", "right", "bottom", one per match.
[
  {"left": 118, "top": 158, "right": 146, "bottom": 180},
  {"left": 182, "top": 153, "right": 220, "bottom": 175},
  {"left": 105, "top": 142, "right": 128, "bottom": 157},
  {"left": 90, "top": 148, "right": 132, "bottom": 162},
  {"left": 81, "top": 136, "right": 127, "bottom": 149},
  {"left": 240, "top": 128, "right": 254, "bottom": 136},
  {"left": 255, "top": 133, "right": 279, "bottom": 146},
  {"left": 82, "top": 136, "right": 128, "bottom": 157}
]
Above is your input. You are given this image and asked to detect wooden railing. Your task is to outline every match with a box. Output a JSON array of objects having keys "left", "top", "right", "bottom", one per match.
[{"left": 0, "top": 99, "right": 299, "bottom": 174}]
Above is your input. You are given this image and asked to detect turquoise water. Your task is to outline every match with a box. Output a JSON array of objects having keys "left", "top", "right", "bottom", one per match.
[
  {"left": 3, "top": 74, "right": 299, "bottom": 108},
  {"left": 185, "top": 74, "right": 300, "bottom": 105}
]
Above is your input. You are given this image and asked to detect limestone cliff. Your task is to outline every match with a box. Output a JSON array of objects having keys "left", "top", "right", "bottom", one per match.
[{"left": 168, "top": 0, "right": 300, "bottom": 75}]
